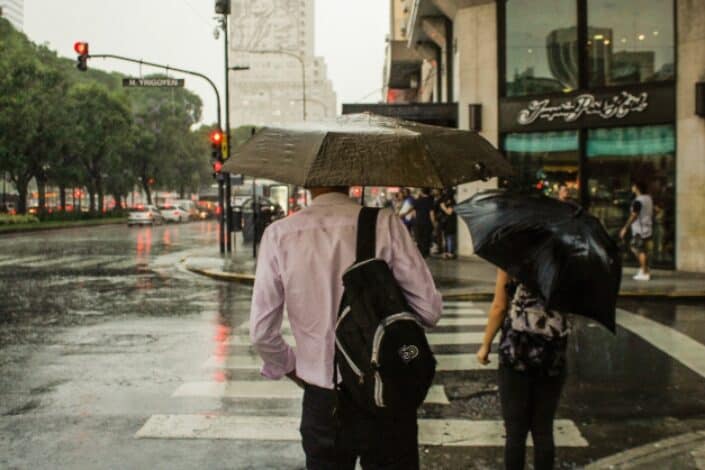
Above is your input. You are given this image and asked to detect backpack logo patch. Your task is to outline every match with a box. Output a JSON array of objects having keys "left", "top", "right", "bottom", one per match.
[{"left": 398, "top": 345, "right": 419, "bottom": 364}]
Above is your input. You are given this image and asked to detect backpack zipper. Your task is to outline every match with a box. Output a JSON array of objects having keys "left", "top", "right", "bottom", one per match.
[
  {"left": 335, "top": 336, "right": 365, "bottom": 384},
  {"left": 370, "top": 312, "right": 424, "bottom": 407}
]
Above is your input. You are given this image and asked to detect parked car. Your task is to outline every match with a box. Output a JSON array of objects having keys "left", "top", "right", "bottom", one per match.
[
  {"left": 127, "top": 205, "right": 164, "bottom": 226},
  {"left": 159, "top": 205, "right": 190, "bottom": 223}
]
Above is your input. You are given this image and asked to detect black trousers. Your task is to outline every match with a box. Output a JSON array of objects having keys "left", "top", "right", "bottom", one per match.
[
  {"left": 300, "top": 384, "right": 419, "bottom": 470},
  {"left": 414, "top": 223, "right": 433, "bottom": 257},
  {"left": 498, "top": 366, "right": 565, "bottom": 470}
]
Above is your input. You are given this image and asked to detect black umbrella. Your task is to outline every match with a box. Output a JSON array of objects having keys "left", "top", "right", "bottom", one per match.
[
  {"left": 222, "top": 113, "right": 513, "bottom": 188},
  {"left": 456, "top": 190, "right": 621, "bottom": 332}
]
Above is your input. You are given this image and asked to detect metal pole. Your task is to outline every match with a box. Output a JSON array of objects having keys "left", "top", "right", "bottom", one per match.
[
  {"left": 224, "top": 15, "right": 233, "bottom": 253},
  {"left": 252, "top": 178, "right": 257, "bottom": 258},
  {"left": 298, "top": 54, "right": 307, "bottom": 121}
]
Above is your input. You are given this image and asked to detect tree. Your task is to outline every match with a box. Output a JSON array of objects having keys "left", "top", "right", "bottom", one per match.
[
  {"left": 69, "top": 83, "right": 132, "bottom": 213},
  {"left": 0, "top": 18, "right": 65, "bottom": 214},
  {"left": 124, "top": 76, "right": 203, "bottom": 203}
]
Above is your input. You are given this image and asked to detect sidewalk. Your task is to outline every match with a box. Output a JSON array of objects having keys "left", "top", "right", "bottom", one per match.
[{"left": 182, "top": 242, "right": 705, "bottom": 300}]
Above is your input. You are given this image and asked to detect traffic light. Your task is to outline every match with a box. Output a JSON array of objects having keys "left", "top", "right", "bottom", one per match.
[
  {"left": 210, "top": 128, "right": 224, "bottom": 178},
  {"left": 214, "top": 0, "right": 231, "bottom": 14},
  {"left": 74, "top": 42, "right": 89, "bottom": 72}
]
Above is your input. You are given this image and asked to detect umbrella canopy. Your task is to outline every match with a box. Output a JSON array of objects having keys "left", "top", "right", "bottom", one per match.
[
  {"left": 222, "top": 113, "right": 513, "bottom": 188},
  {"left": 456, "top": 190, "right": 621, "bottom": 332}
]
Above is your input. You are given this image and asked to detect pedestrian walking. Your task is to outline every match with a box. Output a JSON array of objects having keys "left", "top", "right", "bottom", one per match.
[
  {"left": 620, "top": 180, "right": 653, "bottom": 281},
  {"left": 413, "top": 188, "right": 435, "bottom": 257},
  {"left": 250, "top": 186, "right": 442, "bottom": 470},
  {"left": 476, "top": 269, "right": 569, "bottom": 470},
  {"left": 439, "top": 193, "right": 457, "bottom": 259},
  {"left": 398, "top": 188, "right": 416, "bottom": 234},
  {"left": 431, "top": 189, "right": 444, "bottom": 255}
]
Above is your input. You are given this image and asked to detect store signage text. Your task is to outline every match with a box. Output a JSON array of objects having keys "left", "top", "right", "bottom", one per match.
[{"left": 517, "top": 91, "right": 649, "bottom": 126}]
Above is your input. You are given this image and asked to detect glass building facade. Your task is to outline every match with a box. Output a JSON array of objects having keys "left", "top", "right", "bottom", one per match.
[{"left": 499, "top": 0, "right": 676, "bottom": 267}]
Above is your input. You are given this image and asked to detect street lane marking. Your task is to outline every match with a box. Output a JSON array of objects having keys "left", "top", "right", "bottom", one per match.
[
  {"left": 172, "top": 381, "right": 449, "bottom": 405},
  {"left": 0, "top": 255, "right": 45, "bottom": 267},
  {"left": 617, "top": 309, "right": 705, "bottom": 379},
  {"left": 203, "top": 353, "right": 498, "bottom": 371},
  {"left": 227, "top": 332, "right": 491, "bottom": 346},
  {"left": 24, "top": 255, "right": 85, "bottom": 268},
  {"left": 135, "top": 415, "right": 587, "bottom": 447}
]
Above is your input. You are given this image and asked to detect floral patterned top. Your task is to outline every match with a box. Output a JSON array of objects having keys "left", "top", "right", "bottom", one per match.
[{"left": 498, "top": 281, "right": 569, "bottom": 376}]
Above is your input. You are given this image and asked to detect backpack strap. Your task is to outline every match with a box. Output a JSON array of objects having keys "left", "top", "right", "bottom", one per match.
[{"left": 356, "top": 207, "right": 380, "bottom": 262}]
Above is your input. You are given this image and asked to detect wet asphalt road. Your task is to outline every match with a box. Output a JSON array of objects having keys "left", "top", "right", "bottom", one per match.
[{"left": 1, "top": 221, "right": 704, "bottom": 469}]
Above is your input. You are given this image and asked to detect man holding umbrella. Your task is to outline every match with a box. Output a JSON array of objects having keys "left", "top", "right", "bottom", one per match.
[{"left": 224, "top": 113, "right": 513, "bottom": 468}]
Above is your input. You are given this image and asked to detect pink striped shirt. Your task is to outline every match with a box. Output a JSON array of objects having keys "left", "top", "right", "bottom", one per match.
[{"left": 250, "top": 192, "right": 443, "bottom": 390}]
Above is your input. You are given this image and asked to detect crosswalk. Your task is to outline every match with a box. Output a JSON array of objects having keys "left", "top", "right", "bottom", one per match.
[{"left": 135, "top": 300, "right": 589, "bottom": 450}]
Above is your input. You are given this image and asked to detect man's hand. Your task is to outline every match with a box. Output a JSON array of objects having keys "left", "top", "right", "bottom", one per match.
[{"left": 286, "top": 370, "right": 306, "bottom": 389}]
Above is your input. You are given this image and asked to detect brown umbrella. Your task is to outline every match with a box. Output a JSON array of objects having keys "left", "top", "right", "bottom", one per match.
[{"left": 222, "top": 113, "right": 513, "bottom": 188}]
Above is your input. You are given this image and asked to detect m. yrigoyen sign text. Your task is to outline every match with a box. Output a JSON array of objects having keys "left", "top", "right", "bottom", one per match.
[{"left": 122, "top": 78, "right": 185, "bottom": 88}]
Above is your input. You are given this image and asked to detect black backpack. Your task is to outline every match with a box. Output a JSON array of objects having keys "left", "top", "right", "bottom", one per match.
[{"left": 334, "top": 207, "right": 436, "bottom": 415}]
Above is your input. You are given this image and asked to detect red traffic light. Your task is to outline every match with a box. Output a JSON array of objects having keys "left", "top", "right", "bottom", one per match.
[
  {"left": 209, "top": 129, "right": 224, "bottom": 146},
  {"left": 74, "top": 42, "right": 89, "bottom": 56},
  {"left": 212, "top": 160, "right": 223, "bottom": 173}
]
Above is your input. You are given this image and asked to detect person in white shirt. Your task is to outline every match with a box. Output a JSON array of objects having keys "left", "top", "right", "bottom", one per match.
[{"left": 620, "top": 181, "right": 653, "bottom": 281}]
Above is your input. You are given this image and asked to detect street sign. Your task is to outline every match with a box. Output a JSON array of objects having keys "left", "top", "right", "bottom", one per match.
[{"left": 122, "top": 78, "right": 185, "bottom": 88}]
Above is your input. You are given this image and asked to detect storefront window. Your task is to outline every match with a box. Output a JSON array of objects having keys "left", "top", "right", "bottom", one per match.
[
  {"left": 587, "top": 125, "right": 675, "bottom": 266},
  {"left": 502, "top": 131, "right": 580, "bottom": 199},
  {"left": 588, "top": 0, "right": 675, "bottom": 87},
  {"left": 505, "top": 0, "right": 578, "bottom": 97}
]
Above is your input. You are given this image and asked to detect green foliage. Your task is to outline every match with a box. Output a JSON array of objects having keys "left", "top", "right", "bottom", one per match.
[
  {"left": 0, "top": 17, "right": 213, "bottom": 214},
  {"left": 0, "top": 214, "right": 40, "bottom": 225}
]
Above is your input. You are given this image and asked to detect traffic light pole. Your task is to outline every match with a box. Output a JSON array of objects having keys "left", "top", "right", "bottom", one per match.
[
  {"left": 223, "top": 15, "right": 233, "bottom": 254},
  {"left": 86, "top": 53, "right": 226, "bottom": 254}
]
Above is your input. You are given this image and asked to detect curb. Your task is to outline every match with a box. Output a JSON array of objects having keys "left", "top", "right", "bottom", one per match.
[
  {"left": 185, "top": 265, "right": 256, "bottom": 285},
  {"left": 183, "top": 266, "right": 705, "bottom": 301},
  {"left": 583, "top": 430, "right": 705, "bottom": 469},
  {"left": 0, "top": 218, "right": 127, "bottom": 235}
]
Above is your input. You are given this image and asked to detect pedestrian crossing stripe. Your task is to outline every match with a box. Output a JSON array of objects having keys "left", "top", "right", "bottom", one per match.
[
  {"left": 172, "top": 381, "right": 449, "bottom": 405},
  {"left": 0, "top": 255, "right": 46, "bottom": 267},
  {"left": 135, "top": 415, "right": 588, "bottom": 447},
  {"left": 237, "top": 316, "right": 487, "bottom": 333},
  {"left": 227, "top": 332, "right": 491, "bottom": 347},
  {"left": 442, "top": 300, "right": 476, "bottom": 307},
  {"left": 202, "top": 353, "right": 499, "bottom": 371}
]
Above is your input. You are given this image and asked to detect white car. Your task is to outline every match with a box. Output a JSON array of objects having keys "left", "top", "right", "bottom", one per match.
[
  {"left": 160, "top": 205, "right": 190, "bottom": 223},
  {"left": 127, "top": 205, "right": 164, "bottom": 226}
]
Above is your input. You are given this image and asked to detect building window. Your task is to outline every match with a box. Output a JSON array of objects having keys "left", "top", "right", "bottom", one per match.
[
  {"left": 501, "top": 131, "right": 580, "bottom": 199},
  {"left": 586, "top": 124, "right": 675, "bottom": 265},
  {"left": 505, "top": 0, "right": 578, "bottom": 97},
  {"left": 588, "top": 0, "right": 675, "bottom": 87}
]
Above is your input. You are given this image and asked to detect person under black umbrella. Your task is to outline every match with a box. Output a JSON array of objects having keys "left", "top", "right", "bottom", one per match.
[{"left": 460, "top": 189, "right": 621, "bottom": 470}]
